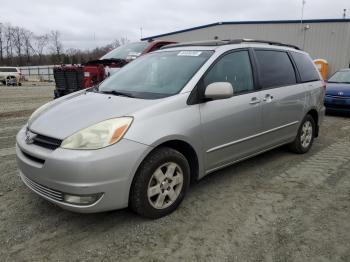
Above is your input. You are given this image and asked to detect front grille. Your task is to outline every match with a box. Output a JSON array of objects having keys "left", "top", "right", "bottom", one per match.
[
  {"left": 33, "top": 134, "right": 62, "bottom": 150},
  {"left": 21, "top": 174, "right": 64, "bottom": 202}
]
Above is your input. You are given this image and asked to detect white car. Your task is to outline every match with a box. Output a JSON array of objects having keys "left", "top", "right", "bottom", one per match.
[{"left": 0, "top": 67, "right": 22, "bottom": 86}]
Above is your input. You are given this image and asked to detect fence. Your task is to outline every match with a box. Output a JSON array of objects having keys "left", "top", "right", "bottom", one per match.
[{"left": 19, "top": 65, "right": 55, "bottom": 82}]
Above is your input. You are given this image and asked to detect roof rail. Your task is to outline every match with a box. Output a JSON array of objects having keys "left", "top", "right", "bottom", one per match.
[
  {"left": 228, "top": 39, "right": 300, "bottom": 50},
  {"left": 161, "top": 39, "right": 300, "bottom": 50},
  {"left": 161, "top": 40, "right": 228, "bottom": 49}
]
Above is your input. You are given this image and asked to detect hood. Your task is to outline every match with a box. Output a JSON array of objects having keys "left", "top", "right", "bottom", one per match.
[
  {"left": 325, "top": 83, "right": 350, "bottom": 97},
  {"left": 29, "top": 91, "right": 157, "bottom": 139}
]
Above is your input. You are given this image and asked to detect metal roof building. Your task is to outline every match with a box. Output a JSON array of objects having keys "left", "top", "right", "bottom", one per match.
[{"left": 142, "top": 19, "right": 350, "bottom": 76}]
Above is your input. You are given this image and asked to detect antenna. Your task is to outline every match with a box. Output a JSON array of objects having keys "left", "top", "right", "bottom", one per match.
[
  {"left": 343, "top": 9, "right": 347, "bottom": 19},
  {"left": 140, "top": 27, "right": 143, "bottom": 39}
]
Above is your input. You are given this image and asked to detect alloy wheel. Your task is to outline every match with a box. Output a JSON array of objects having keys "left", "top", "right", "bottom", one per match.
[
  {"left": 147, "top": 162, "right": 184, "bottom": 209},
  {"left": 300, "top": 120, "right": 313, "bottom": 148}
]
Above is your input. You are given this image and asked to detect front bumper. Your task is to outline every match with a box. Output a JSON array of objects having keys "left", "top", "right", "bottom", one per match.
[
  {"left": 324, "top": 96, "right": 350, "bottom": 113},
  {"left": 16, "top": 126, "right": 152, "bottom": 213}
]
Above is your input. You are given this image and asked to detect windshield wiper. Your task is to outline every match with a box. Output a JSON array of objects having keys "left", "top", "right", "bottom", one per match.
[{"left": 100, "top": 90, "right": 135, "bottom": 98}]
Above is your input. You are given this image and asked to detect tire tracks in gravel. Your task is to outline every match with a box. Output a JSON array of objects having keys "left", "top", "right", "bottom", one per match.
[
  {"left": 222, "top": 139, "right": 350, "bottom": 262},
  {"left": 126, "top": 139, "right": 350, "bottom": 262}
]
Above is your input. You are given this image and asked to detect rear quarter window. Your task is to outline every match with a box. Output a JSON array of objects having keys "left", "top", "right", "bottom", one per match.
[
  {"left": 255, "top": 50, "right": 297, "bottom": 89},
  {"left": 291, "top": 52, "right": 320, "bottom": 82}
]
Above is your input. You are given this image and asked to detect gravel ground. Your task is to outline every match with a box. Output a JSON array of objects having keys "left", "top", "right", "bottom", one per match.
[{"left": 0, "top": 84, "right": 349, "bottom": 262}]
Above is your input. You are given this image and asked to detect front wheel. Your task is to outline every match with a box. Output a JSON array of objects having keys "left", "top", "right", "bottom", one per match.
[
  {"left": 130, "top": 147, "right": 190, "bottom": 219},
  {"left": 288, "top": 115, "right": 315, "bottom": 154}
]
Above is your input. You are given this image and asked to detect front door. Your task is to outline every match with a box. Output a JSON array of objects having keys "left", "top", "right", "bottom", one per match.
[{"left": 198, "top": 50, "right": 264, "bottom": 172}]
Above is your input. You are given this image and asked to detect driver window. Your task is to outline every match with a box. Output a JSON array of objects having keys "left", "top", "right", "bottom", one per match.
[{"left": 203, "top": 51, "right": 254, "bottom": 95}]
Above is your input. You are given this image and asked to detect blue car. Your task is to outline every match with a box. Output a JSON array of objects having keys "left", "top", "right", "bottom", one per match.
[{"left": 324, "top": 69, "right": 350, "bottom": 113}]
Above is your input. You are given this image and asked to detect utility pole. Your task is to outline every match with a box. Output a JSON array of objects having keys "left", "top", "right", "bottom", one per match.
[
  {"left": 301, "top": 0, "right": 307, "bottom": 49},
  {"left": 300, "top": 0, "right": 306, "bottom": 29}
]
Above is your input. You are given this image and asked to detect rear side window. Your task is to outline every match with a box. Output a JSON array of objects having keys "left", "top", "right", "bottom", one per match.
[
  {"left": 291, "top": 52, "right": 320, "bottom": 82},
  {"left": 255, "top": 50, "right": 296, "bottom": 88},
  {"left": 203, "top": 50, "right": 254, "bottom": 95}
]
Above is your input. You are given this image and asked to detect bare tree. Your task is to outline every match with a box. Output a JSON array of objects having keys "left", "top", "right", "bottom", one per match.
[
  {"left": 32, "top": 34, "right": 49, "bottom": 64},
  {"left": 0, "top": 22, "right": 134, "bottom": 66},
  {"left": 111, "top": 37, "right": 130, "bottom": 49},
  {"left": 4, "top": 24, "right": 14, "bottom": 63},
  {"left": 49, "top": 30, "right": 63, "bottom": 63},
  {"left": 0, "top": 23, "right": 4, "bottom": 63},
  {"left": 12, "top": 26, "right": 24, "bottom": 65},
  {"left": 22, "top": 29, "right": 34, "bottom": 65}
]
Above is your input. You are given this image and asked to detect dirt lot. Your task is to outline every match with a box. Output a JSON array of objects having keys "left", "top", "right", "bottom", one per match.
[{"left": 0, "top": 84, "right": 349, "bottom": 262}]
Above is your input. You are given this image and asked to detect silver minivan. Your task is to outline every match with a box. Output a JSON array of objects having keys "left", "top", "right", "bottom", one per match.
[{"left": 16, "top": 40, "right": 325, "bottom": 218}]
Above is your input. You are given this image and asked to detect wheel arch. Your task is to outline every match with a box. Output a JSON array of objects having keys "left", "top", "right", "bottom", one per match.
[
  {"left": 306, "top": 108, "right": 319, "bottom": 137},
  {"left": 133, "top": 138, "right": 201, "bottom": 186}
]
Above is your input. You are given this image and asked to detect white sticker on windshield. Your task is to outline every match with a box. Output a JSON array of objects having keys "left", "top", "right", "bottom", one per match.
[{"left": 177, "top": 51, "right": 202, "bottom": 57}]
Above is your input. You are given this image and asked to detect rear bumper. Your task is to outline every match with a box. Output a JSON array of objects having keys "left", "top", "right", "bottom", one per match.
[{"left": 324, "top": 96, "right": 350, "bottom": 113}]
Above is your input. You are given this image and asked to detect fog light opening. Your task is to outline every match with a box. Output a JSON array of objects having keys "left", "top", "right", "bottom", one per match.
[{"left": 64, "top": 193, "right": 103, "bottom": 205}]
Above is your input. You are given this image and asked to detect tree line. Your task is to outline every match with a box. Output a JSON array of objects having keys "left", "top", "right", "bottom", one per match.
[{"left": 0, "top": 22, "right": 129, "bottom": 67}]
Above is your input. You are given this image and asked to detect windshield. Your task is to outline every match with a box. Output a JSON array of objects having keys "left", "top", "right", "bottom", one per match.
[
  {"left": 97, "top": 50, "right": 213, "bottom": 99},
  {"left": 100, "top": 42, "right": 148, "bottom": 60},
  {"left": 328, "top": 71, "right": 350, "bottom": 83}
]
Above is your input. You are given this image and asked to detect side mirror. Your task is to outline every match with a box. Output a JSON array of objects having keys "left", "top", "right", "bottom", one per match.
[{"left": 204, "top": 82, "right": 234, "bottom": 100}]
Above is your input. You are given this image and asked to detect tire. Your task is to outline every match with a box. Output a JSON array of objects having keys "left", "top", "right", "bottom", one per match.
[
  {"left": 288, "top": 114, "right": 315, "bottom": 154},
  {"left": 18, "top": 82, "right": 22, "bottom": 86},
  {"left": 130, "top": 147, "right": 190, "bottom": 219}
]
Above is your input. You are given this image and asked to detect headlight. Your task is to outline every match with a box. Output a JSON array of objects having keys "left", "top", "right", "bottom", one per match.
[
  {"left": 61, "top": 117, "right": 133, "bottom": 150},
  {"left": 28, "top": 102, "right": 52, "bottom": 124}
]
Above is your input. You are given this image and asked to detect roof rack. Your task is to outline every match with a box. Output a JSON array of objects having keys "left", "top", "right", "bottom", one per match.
[
  {"left": 161, "top": 40, "right": 228, "bottom": 49},
  {"left": 161, "top": 39, "right": 300, "bottom": 50}
]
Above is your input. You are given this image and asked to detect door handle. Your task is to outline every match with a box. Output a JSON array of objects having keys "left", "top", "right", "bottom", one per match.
[
  {"left": 249, "top": 97, "right": 261, "bottom": 105},
  {"left": 263, "top": 94, "right": 274, "bottom": 102}
]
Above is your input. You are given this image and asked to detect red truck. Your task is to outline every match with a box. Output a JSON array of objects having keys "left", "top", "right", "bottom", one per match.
[{"left": 54, "top": 40, "right": 175, "bottom": 98}]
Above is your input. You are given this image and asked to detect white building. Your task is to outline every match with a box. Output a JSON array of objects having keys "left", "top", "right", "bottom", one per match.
[{"left": 142, "top": 19, "right": 350, "bottom": 76}]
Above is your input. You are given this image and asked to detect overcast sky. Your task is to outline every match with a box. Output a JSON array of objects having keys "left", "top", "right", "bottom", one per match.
[{"left": 0, "top": 0, "right": 349, "bottom": 50}]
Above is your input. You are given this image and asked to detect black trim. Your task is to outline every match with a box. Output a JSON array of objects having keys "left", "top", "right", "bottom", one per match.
[
  {"left": 21, "top": 150, "right": 45, "bottom": 164},
  {"left": 287, "top": 51, "right": 302, "bottom": 83}
]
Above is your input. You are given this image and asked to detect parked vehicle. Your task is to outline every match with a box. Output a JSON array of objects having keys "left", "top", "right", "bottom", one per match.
[
  {"left": 324, "top": 68, "right": 350, "bottom": 113},
  {"left": 0, "top": 67, "right": 22, "bottom": 86},
  {"left": 54, "top": 40, "right": 175, "bottom": 98},
  {"left": 16, "top": 39, "right": 325, "bottom": 218}
]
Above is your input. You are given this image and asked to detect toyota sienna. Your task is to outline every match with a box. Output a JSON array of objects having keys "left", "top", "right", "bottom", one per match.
[{"left": 16, "top": 39, "right": 325, "bottom": 218}]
